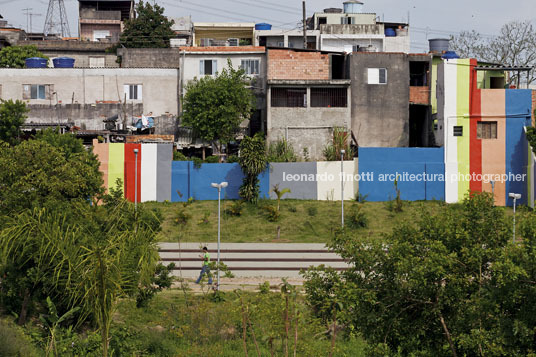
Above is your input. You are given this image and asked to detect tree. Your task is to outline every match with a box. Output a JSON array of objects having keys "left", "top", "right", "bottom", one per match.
[
  {"left": 182, "top": 60, "right": 256, "bottom": 157},
  {"left": 0, "top": 45, "right": 48, "bottom": 68},
  {"left": 303, "top": 193, "right": 536, "bottom": 356},
  {"left": 238, "top": 132, "right": 266, "bottom": 203},
  {"left": 0, "top": 135, "right": 103, "bottom": 215},
  {"left": 0, "top": 99, "right": 29, "bottom": 145},
  {"left": 450, "top": 20, "right": 536, "bottom": 85},
  {"left": 120, "top": 1, "right": 175, "bottom": 48},
  {"left": 0, "top": 196, "right": 161, "bottom": 356}
]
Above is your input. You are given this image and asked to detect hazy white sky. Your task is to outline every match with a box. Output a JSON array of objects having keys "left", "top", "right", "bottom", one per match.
[{"left": 1, "top": 0, "right": 534, "bottom": 51}]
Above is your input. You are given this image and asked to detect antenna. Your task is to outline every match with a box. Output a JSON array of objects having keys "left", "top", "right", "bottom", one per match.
[
  {"left": 43, "top": 0, "right": 71, "bottom": 37},
  {"left": 22, "top": 8, "right": 32, "bottom": 33}
]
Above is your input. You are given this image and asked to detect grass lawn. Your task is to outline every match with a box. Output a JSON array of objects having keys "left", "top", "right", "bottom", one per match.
[{"left": 142, "top": 198, "right": 466, "bottom": 243}]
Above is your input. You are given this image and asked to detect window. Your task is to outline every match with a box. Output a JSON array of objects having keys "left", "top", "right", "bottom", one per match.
[
  {"left": 310, "top": 88, "right": 347, "bottom": 107},
  {"left": 89, "top": 56, "right": 105, "bottom": 68},
  {"left": 93, "top": 30, "right": 110, "bottom": 41},
  {"left": 341, "top": 17, "right": 354, "bottom": 24},
  {"left": 271, "top": 88, "right": 307, "bottom": 107},
  {"left": 228, "top": 38, "right": 238, "bottom": 46},
  {"left": 200, "top": 60, "right": 218, "bottom": 75},
  {"left": 318, "top": 17, "right": 327, "bottom": 25},
  {"left": 124, "top": 84, "right": 142, "bottom": 100},
  {"left": 453, "top": 126, "right": 463, "bottom": 137},
  {"left": 477, "top": 121, "right": 497, "bottom": 139},
  {"left": 23, "top": 84, "right": 53, "bottom": 100},
  {"left": 241, "top": 59, "right": 260, "bottom": 75},
  {"left": 368, "top": 68, "right": 387, "bottom": 84}
]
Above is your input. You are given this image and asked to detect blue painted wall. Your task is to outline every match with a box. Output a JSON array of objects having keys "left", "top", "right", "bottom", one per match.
[
  {"left": 171, "top": 161, "right": 190, "bottom": 202},
  {"left": 359, "top": 148, "right": 445, "bottom": 202},
  {"left": 505, "top": 90, "right": 532, "bottom": 206},
  {"left": 171, "top": 162, "right": 270, "bottom": 202}
]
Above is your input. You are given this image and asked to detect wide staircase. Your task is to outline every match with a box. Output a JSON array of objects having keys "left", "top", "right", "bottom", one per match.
[{"left": 158, "top": 243, "right": 349, "bottom": 279}]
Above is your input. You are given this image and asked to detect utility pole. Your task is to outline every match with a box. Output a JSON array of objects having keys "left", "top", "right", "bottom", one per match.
[
  {"left": 29, "top": 13, "right": 42, "bottom": 34},
  {"left": 302, "top": 0, "right": 307, "bottom": 49},
  {"left": 22, "top": 8, "right": 32, "bottom": 33}
]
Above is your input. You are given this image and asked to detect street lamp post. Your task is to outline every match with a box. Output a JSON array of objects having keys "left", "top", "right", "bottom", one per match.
[
  {"left": 134, "top": 148, "right": 139, "bottom": 210},
  {"left": 509, "top": 193, "right": 521, "bottom": 243},
  {"left": 211, "top": 181, "right": 228, "bottom": 290},
  {"left": 340, "top": 149, "right": 345, "bottom": 228}
]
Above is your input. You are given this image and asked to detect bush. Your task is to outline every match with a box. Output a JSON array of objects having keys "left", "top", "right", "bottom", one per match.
[
  {"left": 267, "top": 138, "right": 298, "bottom": 162},
  {"left": 173, "top": 151, "right": 188, "bottom": 161},
  {"left": 288, "top": 205, "right": 297, "bottom": 213},
  {"left": 204, "top": 155, "right": 220, "bottom": 163},
  {"left": 347, "top": 203, "right": 368, "bottom": 228},
  {"left": 263, "top": 204, "right": 280, "bottom": 222},
  {"left": 307, "top": 206, "right": 318, "bottom": 217},
  {"left": 226, "top": 155, "right": 239, "bottom": 163},
  {"left": 225, "top": 200, "right": 244, "bottom": 216}
]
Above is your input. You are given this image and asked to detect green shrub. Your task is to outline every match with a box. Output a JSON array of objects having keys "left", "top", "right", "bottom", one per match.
[
  {"left": 258, "top": 281, "right": 271, "bottom": 294},
  {"left": 347, "top": 203, "right": 368, "bottom": 228},
  {"left": 173, "top": 151, "right": 188, "bottom": 161},
  {"left": 307, "top": 206, "right": 318, "bottom": 217},
  {"left": 226, "top": 155, "right": 239, "bottom": 163},
  {"left": 225, "top": 200, "right": 244, "bottom": 216},
  {"left": 288, "top": 205, "right": 297, "bottom": 213},
  {"left": 204, "top": 155, "right": 220, "bottom": 163},
  {"left": 263, "top": 204, "right": 280, "bottom": 222},
  {"left": 267, "top": 138, "right": 298, "bottom": 162}
]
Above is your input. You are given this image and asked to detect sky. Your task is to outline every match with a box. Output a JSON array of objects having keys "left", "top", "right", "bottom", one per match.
[{"left": 0, "top": 0, "right": 534, "bottom": 52}]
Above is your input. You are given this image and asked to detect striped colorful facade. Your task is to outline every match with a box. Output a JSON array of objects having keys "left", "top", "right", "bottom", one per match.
[{"left": 442, "top": 58, "right": 534, "bottom": 206}]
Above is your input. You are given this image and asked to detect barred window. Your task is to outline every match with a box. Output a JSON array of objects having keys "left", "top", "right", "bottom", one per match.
[
  {"left": 271, "top": 88, "right": 307, "bottom": 107},
  {"left": 477, "top": 122, "right": 497, "bottom": 139},
  {"left": 310, "top": 87, "right": 347, "bottom": 107}
]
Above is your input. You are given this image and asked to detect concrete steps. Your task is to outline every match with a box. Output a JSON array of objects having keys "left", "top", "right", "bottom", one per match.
[{"left": 158, "top": 243, "right": 349, "bottom": 278}]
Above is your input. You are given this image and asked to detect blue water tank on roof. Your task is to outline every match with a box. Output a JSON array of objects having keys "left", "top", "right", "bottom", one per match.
[
  {"left": 442, "top": 51, "right": 460, "bottom": 59},
  {"left": 255, "top": 23, "right": 272, "bottom": 30},
  {"left": 25, "top": 57, "right": 48, "bottom": 68},
  {"left": 385, "top": 28, "right": 396, "bottom": 37},
  {"left": 53, "top": 57, "right": 75, "bottom": 68}
]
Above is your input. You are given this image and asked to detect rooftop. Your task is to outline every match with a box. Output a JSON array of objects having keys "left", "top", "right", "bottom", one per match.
[{"left": 179, "top": 46, "right": 265, "bottom": 53}]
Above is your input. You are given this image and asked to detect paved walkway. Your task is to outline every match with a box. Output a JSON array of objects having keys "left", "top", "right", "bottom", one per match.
[{"left": 159, "top": 243, "right": 348, "bottom": 280}]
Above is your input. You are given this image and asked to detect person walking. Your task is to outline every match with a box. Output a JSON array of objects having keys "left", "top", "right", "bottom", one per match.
[{"left": 195, "top": 247, "right": 213, "bottom": 285}]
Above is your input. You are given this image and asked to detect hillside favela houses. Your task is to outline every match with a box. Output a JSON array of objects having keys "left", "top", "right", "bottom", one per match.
[{"left": 0, "top": 0, "right": 534, "bottom": 207}]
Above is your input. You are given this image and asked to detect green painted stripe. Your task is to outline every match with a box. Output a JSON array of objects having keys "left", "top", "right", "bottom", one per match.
[
  {"left": 456, "top": 59, "right": 471, "bottom": 199},
  {"left": 108, "top": 143, "right": 125, "bottom": 192}
]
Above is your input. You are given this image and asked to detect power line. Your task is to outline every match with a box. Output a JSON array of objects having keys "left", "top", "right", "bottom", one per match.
[
  {"left": 173, "top": 0, "right": 291, "bottom": 25},
  {"left": 220, "top": 0, "right": 302, "bottom": 16},
  {"left": 232, "top": 0, "right": 303, "bottom": 12}
]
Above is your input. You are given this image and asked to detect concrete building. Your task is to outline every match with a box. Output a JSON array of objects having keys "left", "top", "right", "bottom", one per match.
[
  {"left": 179, "top": 46, "right": 266, "bottom": 138},
  {"left": 436, "top": 58, "right": 534, "bottom": 206},
  {"left": 266, "top": 48, "right": 351, "bottom": 160},
  {"left": 169, "top": 16, "right": 193, "bottom": 47},
  {"left": 0, "top": 15, "right": 26, "bottom": 47},
  {"left": 0, "top": 68, "right": 179, "bottom": 133},
  {"left": 117, "top": 48, "right": 181, "bottom": 68},
  {"left": 193, "top": 23, "right": 255, "bottom": 47},
  {"left": 78, "top": 0, "right": 134, "bottom": 42},
  {"left": 256, "top": 28, "right": 320, "bottom": 50},
  {"left": 349, "top": 52, "right": 433, "bottom": 148},
  {"left": 22, "top": 40, "right": 119, "bottom": 68},
  {"left": 310, "top": 1, "right": 410, "bottom": 53}
]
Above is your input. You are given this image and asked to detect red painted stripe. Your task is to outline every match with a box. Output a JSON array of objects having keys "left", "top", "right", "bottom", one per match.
[
  {"left": 124, "top": 143, "right": 141, "bottom": 202},
  {"left": 469, "top": 58, "right": 482, "bottom": 193}
]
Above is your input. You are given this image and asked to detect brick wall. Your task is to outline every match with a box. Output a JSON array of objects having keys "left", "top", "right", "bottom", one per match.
[
  {"left": 409, "top": 86, "right": 430, "bottom": 105},
  {"left": 268, "top": 49, "right": 330, "bottom": 80}
]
